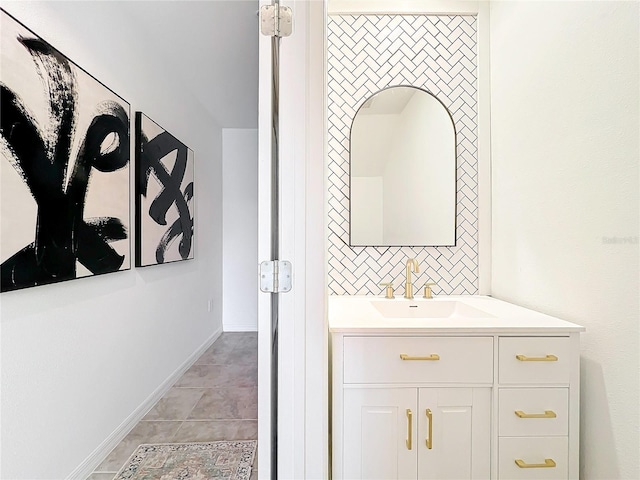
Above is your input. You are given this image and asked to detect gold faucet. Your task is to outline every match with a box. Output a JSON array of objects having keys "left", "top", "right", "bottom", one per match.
[{"left": 404, "top": 258, "right": 419, "bottom": 299}]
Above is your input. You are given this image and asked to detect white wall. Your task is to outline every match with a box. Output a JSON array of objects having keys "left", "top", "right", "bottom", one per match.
[
  {"left": 490, "top": 2, "right": 639, "bottom": 479},
  {"left": 222, "top": 129, "right": 258, "bottom": 331},
  {"left": 0, "top": 2, "right": 225, "bottom": 478}
]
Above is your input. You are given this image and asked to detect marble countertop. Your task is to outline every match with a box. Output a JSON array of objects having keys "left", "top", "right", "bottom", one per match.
[{"left": 329, "top": 295, "right": 585, "bottom": 334}]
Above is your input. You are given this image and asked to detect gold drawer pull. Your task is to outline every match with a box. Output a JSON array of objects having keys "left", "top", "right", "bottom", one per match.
[
  {"left": 515, "top": 410, "right": 557, "bottom": 419},
  {"left": 515, "top": 459, "right": 556, "bottom": 469},
  {"left": 400, "top": 354, "right": 440, "bottom": 361},
  {"left": 425, "top": 408, "right": 433, "bottom": 449},
  {"left": 406, "top": 409, "right": 413, "bottom": 450},
  {"left": 515, "top": 354, "right": 558, "bottom": 362}
]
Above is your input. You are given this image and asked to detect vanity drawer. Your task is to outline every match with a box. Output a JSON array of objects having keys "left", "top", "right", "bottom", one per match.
[
  {"left": 343, "top": 336, "right": 493, "bottom": 384},
  {"left": 498, "top": 437, "right": 568, "bottom": 480},
  {"left": 499, "top": 388, "right": 568, "bottom": 437},
  {"left": 499, "top": 337, "right": 571, "bottom": 384}
]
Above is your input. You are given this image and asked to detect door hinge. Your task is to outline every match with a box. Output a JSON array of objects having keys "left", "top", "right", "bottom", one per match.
[
  {"left": 259, "top": 4, "right": 292, "bottom": 38},
  {"left": 259, "top": 260, "right": 292, "bottom": 293}
]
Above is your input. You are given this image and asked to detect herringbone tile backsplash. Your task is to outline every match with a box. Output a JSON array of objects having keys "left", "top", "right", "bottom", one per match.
[{"left": 327, "top": 14, "right": 479, "bottom": 296}]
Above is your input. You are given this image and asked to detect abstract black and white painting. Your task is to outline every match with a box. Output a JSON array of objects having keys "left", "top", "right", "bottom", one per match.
[
  {"left": 0, "top": 10, "right": 131, "bottom": 292},
  {"left": 135, "top": 113, "right": 194, "bottom": 267}
]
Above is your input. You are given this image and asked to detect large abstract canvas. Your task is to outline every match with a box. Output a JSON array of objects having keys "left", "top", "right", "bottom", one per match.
[
  {"left": 0, "top": 10, "right": 131, "bottom": 292},
  {"left": 135, "top": 113, "right": 194, "bottom": 267}
]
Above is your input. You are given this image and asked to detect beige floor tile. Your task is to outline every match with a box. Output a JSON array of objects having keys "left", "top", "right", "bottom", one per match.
[
  {"left": 236, "top": 333, "right": 258, "bottom": 350},
  {"left": 172, "top": 420, "right": 258, "bottom": 442},
  {"left": 202, "top": 337, "right": 236, "bottom": 354},
  {"left": 188, "top": 387, "right": 258, "bottom": 420},
  {"left": 96, "top": 421, "right": 182, "bottom": 471},
  {"left": 228, "top": 347, "right": 258, "bottom": 366},
  {"left": 143, "top": 387, "right": 205, "bottom": 421},
  {"left": 216, "top": 332, "right": 248, "bottom": 349},
  {"left": 195, "top": 347, "right": 258, "bottom": 365},
  {"left": 195, "top": 346, "right": 237, "bottom": 365},
  {"left": 86, "top": 473, "right": 115, "bottom": 480},
  {"left": 195, "top": 332, "right": 257, "bottom": 366},
  {"left": 175, "top": 364, "right": 257, "bottom": 388},
  {"left": 93, "top": 332, "right": 258, "bottom": 476}
]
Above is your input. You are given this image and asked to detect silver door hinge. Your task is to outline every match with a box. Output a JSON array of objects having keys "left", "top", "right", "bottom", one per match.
[
  {"left": 260, "top": 4, "right": 292, "bottom": 38},
  {"left": 259, "top": 260, "right": 292, "bottom": 293}
]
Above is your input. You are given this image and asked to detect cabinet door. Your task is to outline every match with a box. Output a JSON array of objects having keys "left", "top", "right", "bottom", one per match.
[
  {"left": 344, "top": 388, "right": 418, "bottom": 480},
  {"left": 418, "top": 388, "right": 491, "bottom": 480}
]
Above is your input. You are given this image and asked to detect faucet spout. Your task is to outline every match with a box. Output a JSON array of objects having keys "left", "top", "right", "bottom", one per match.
[{"left": 404, "top": 258, "right": 419, "bottom": 299}]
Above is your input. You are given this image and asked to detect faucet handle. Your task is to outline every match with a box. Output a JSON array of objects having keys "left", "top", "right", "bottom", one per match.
[
  {"left": 423, "top": 282, "right": 437, "bottom": 299},
  {"left": 380, "top": 282, "right": 395, "bottom": 299}
]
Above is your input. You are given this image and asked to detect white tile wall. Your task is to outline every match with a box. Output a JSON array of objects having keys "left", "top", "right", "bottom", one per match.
[{"left": 327, "top": 14, "right": 479, "bottom": 296}]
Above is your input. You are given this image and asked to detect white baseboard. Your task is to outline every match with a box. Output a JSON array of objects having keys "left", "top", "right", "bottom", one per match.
[
  {"left": 67, "top": 327, "right": 222, "bottom": 479},
  {"left": 223, "top": 324, "right": 258, "bottom": 332}
]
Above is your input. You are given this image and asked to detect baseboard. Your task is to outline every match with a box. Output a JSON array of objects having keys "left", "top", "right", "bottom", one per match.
[
  {"left": 67, "top": 327, "right": 222, "bottom": 479},
  {"left": 223, "top": 324, "right": 258, "bottom": 332}
]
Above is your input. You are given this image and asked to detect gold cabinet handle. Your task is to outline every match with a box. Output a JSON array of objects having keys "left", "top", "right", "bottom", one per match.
[
  {"left": 400, "top": 354, "right": 440, "bottom": 361},
  {"left": 425, "top": 408, "right": 433, "bottom": 449},
  {"left": 515, "top": 410, "right": 557, "bottom": 419},
  {"left": 515, "top": 459, "right": 556, "bottom": 469},
  {"left": 515, "top": 354, "right": 558, "bottom": 362},
  {"left": 406, "top": 409, "right": 413, "bottom": 450}
]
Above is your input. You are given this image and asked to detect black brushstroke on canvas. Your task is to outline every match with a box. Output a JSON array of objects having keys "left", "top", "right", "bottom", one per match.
[
  {"left": 0, "top": 35, "right": 129, "bottom": 292},
  {"left": 135, "top": 113, "right": 194, "bottom": 266}
]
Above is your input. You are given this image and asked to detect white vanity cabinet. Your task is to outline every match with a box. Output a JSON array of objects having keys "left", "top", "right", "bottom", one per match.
[
  {"left": 334, "top": 335, "right": 492, "bottom": 480},
  {"left": 342, "top": 387, "right": 417, "bottom": 479},
  {"left": 338, "top": 335, "right": 493, "bottom": 479},
  {"left": 343, "top": 386, "right": 491, "bottom": 480},
  {"left": 496, "top": 336, "right": 579, "bottom": 480},
  {"left": 330, "top": 296, "right": 584, "bottom": 480}
]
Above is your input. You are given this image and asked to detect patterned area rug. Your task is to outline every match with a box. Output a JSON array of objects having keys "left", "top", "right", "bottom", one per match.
[{"left": 113, "top": 441, "right": 256, "bottom": 480}]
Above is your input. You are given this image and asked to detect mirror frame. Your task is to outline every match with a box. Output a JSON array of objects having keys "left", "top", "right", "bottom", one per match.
[{"left": 348, "top": 85, "right": 458, "bottom": 247}]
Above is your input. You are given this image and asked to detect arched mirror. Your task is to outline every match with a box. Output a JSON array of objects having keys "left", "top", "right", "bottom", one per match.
[{"left": 350, "top": 86, "right": 456, "bottom": 246}]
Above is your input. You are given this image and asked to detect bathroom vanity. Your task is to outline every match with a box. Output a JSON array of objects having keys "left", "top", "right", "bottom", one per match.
[{"left": 330, "top": 295, "right": 585, "bottom": 480}]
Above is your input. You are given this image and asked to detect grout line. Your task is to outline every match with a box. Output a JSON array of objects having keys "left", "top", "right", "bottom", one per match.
[
  {"left": 136, "top": 419, "right": 268, "bottom": 423},
  {"left": 193, "top": 363, "right": 256, "bottom": 366},
  {"left": 181, "top": 389, "right": 207, "bottom": 422},
  {"left": 174, "top": 419, "right": 258, "bottom": 422},
  {"left": 172, "top": 386, "right": 257, "bottom": 390},
  {"left": 170, "top": 420, "right": 185, "bottom": 442}
]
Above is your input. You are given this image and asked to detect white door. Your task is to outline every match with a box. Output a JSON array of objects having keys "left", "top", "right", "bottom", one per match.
[
  {"left": 343, "top": 388, "right": 418, "bottom": 480},
  {"left": 256, "top": 1, "right": 274, "bottom": 473},
  {"left": 257, "top": 1, "right": 327, "bottom": 479},
  {"left": 418, "top": 388, "right": 491, "bottom": 480}
]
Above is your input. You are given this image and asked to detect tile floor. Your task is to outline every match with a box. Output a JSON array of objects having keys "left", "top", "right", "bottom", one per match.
[{"left": 88, "top": 332, "right": 258, "bottom": 479}]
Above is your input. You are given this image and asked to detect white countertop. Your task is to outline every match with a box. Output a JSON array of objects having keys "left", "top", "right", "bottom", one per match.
[{"left": 329, "top": 295, "right": 585, "bottom": 334}]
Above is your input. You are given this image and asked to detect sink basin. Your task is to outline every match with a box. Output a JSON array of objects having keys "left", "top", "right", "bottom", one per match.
[{"left": 371, "top": 300, "right": 494, "bottom": 319}]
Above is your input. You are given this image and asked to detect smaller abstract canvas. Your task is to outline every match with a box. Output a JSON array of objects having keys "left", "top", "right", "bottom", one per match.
[{"left": 135, "top": 113, "right": 194, "bottom": 267}]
